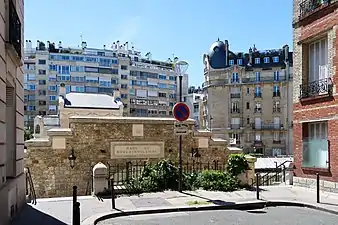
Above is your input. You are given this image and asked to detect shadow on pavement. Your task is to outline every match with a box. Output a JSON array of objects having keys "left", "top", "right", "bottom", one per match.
[
  {"left": 182, "top": 192, "right": 235, "bottom": 206},
  {"left": 10, "top": 204, "right": 67, "bottom": 225}
]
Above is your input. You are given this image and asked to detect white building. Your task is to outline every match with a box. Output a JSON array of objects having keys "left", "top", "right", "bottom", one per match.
[{"left": 184, "top": 86, "right": 204, "bottom": 128}]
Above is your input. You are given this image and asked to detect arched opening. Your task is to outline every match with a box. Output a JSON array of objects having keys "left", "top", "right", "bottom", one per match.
[{"left": 35, "top": 125, "right": 40, "bottom": 134}]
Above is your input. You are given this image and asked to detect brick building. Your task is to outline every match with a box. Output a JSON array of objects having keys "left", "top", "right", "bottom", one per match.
[{"left": 292, "top": 0, "right": 338, "bottom": 188}]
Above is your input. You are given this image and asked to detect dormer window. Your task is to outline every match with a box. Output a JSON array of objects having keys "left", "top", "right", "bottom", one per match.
[
  {"left": 273, "top": 56, "right": 279, "bottom": 63},
  {"left": 237, "top": 59, "right": 243, "bottom": 65},
  {"left": 255, "top": 58, "right": 260, "bottom": 64},
  {"left": 229, "top": 59, "right": 234, "bottom": 65},
  {"left": 264, "top": 57, "right": 270, "bottom": 63}
]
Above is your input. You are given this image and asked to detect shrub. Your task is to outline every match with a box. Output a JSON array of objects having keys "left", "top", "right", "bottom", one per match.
[
  {"left": 227, "top": 154, "right": 249, "bottom": 177},
  {"left": 124, "top": 159, "right": 242, "bottom": 194},
  {"left": 199, "top": 170, "right": 239, "bottom": 192}
]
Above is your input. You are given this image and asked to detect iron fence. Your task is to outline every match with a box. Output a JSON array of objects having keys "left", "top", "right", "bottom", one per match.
[{"left": 107, "top": 160, "right": 227, "bottom": 186}]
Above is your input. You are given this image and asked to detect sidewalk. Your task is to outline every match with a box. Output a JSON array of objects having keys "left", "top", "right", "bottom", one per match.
[{"left": 10, "top": 185, "right": 338, "bottom": 225}]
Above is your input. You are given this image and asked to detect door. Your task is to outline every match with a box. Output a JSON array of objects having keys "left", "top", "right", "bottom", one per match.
[{"left": 255, "top": 118, "right": 261, "bottom": 129}]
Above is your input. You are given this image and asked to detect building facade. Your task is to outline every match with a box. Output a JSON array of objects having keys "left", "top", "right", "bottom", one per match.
[
  {"left": 23, "top": 40, "right": 188, "bottom": 128},
  {"left": 292, "top": 0, "right": 338, "bottom": 186},
  {"left": 202, "top": 40, "right": 293, "bottom": 157},
  {"left": 0, "top": 0, "right": 26, "bottom": 223},
  {"left": 183, "top": 86, "right": 204, "bottom": 128}
]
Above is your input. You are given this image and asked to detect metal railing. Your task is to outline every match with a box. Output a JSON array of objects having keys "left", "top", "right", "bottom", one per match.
[
  {"left": 252, "top": 123, "right": 283, "bottom": 130},
  {"left": 299, "top": 0, "right": 333, "bottom": 19},
  {"left": 251, "top": 160, "right": 292, "bottom": 187},
  {"left": 25, "top": 167, "right": 37, "bottom": 205},
  {"left": 230, "top": 93, "right": 241, "bottom": 98},
  {"left": 299, "top": 78, "right": 333, "bottom": 99}
]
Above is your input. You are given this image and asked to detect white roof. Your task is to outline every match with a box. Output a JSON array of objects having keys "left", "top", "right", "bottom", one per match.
[
  {"left": 255, "top": 157, "right": 293, "bottom": 169},
  {"left": 64, "top": 93, "right": 121, "bottom": 109}
]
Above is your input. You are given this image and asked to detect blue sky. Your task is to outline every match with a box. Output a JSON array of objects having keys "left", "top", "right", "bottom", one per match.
[{"left": 24, "top": 0, "right": 293, "bottom": 86}]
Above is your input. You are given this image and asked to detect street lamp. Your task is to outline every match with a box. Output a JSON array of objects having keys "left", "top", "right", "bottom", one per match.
[
  {"left": 174, "top": 60, "right": 189, "bottom": 192},
  {"left": 68, "top": 148, "right": 76, "bottom": 169}
]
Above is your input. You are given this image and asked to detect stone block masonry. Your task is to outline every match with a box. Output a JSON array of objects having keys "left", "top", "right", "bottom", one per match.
[{"left": 25, "top": 116, "right": 241, "bottom": 198}]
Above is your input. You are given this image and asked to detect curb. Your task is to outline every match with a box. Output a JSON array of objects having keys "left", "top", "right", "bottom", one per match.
[{"left": 81, "top": 200, "right": 338, "bottom": 225}]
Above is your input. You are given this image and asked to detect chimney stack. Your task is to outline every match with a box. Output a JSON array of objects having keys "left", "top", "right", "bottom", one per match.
[
  {"left": 59, "top": 83, "right": 66, "bottom": 97},
  {"left": 284, "top": 45, "right": 289, "bottom": 61},
  {"left": 224, "top": 40, "right": 229, "bottom": 66}
]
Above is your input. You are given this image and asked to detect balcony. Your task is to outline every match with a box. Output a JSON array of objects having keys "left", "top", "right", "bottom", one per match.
[
  {"left": 273, "top": 107, "right": 281, "bottom": 113},
  {"left": 302, "top": 138, "right": 329, "bottom": 168},
  {"left": 299, "top": 78, "right": 333, "bottom": 100},
  {"left": 252, "top": 123, "right": 283, "bottom": 130},
  {"left": 230, "top": 93, "right": 241, "bottom": 98},
  {"left": 230, "top": 124, "right": 242, "bottom": 129},
  {"left": 230, "top": 109, "right": 240, "bottom": 114},
  {"left": 299, "top": 0, "right": 336, "bottom": 20},
  {"left": 254, "top": 108, "right": 262, "bottom": 113},
  {"left": 254, "top": 93, "right": 262, "bottom": 98},
  {"left": 202, "top": 79, "right": 229, "bottom": 89},
  {"left": 273, "top": 91, "right": 280, "bottom": 97},
  {"left": 6, "top": 0, "right": 22, "bottom": 59}
]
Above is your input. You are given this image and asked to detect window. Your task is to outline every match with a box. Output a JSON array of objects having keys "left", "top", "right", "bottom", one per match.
[
  {"left": 48, "top": 105, "right": 57, "bottom": 111},
  {"left": 274, "top": 71, "right": 279, "bottom": 81},
  {"left": 193, "top": 103, "right": 199, "bottom": 113},
  {"left": 272, "top": 149, "right": 281, "bottom": 156},
  {"left": 70, "top": 66, "right": 84, "bottom": 72},
  {"left": 28, "top": 85, "right": 36, "bottom": 90},
  {"left": 85, "top": 67, "right": 98, "bottom": 73},
  {"left": 169, "top": 76, "right": 176, "bottom": 81},
  {"left": 231, "top": 102, "right": 239, "bottom": 113},
  {"left": 246, "top": 102, "right": 250, "bottom": 109},
  {"left": 38, "top": 59, "right": 46, "bottom": 65},
  {"left": 273, "top": 132, "right": 280, "bottom": 141},
  {"left": 229, "top": 59, "right": 234, "bottom": 65},
  {"left": 57, "top": 75, "right": 70, "bottom": 81},
  {"left": 231, "top": 73, "right": 239, "bottom": 83},
  {"left": 121, "top": 65, "right": 128, "bottom": 70},
  {"left": 246, "top": 87, "right": 250, "bottom": 95},
  {"left": 48, "top": 75, "right": 56, "bottom": 81},
  {"left": 255, "top": 58, "right": 260, "bottom": 64},
  {"left": 121, "top": 94, "right": 128, "bottom": 99},
  {"left": 255, "top": 133, "right": 261, "bottom": 141},
  {"left": 49, "top": 95, "right": 57, "bottom": 101},
  {"left": 255, "top": 102, "right": 262, "bottom": 113},
  {"left": 255, "top": 72, "right": 260, "bottom": 81},
  {"left": 49, "top": 65, "right": 57, "bottom": 71},
  {"left": 308, "top": 38, "right": 328, "bottom": 82},
  {"left": 237, "top": 59, "right": 243, "bottom": 65},
  {"left": 159, "top": 75, "right": 166, "bottom": 80},
  {"left": 121, "top": 84, "right": 128, "bottom": 89},
  {"left": 48, "top": 85, "right": 57, "bottom": 91},
  {"left": 121, "top": 75, "right": 128, "bottom": 79},
  {"left": 230, "top": 133, "right": 240, "bottom": 144},
  {"left": 273, "top": 85, "right": 280, "bottom": 97},
  {"left": 302, "top": 121, "right": 328, "bottom": 168},
  {"left": 263, "top": 57, "right": 270, "bottom": 63},
  {"left": 273, "top": 101, "right": 280, "bottom": 112},
  {"left": 71, "top": 76, "right": 85, "bottom": 83},
  {"left": 158, "top": 83, "right": 167, "bottom": 89},
  {"left": 247, "top": 118, "right": 250, "bottom": 124},
  {"left": 254, "top": 86, "right": 261, "bottom": 97},
  {"left": 71, "top": 86, "right": 85, "bottom": 93},
  {"left": 273, "top": 56, "right": 279, "bottom": 63},
  {"left": 38, "top": 80, "right": 46, "bottom": 85},
  {"left": 38, "top": 69, "right": 46, "bottom": 75}
]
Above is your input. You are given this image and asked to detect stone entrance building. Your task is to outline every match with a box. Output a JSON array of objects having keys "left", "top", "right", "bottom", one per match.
[{"left": 25, "top": 116, "right": 240, "bottom": 198}]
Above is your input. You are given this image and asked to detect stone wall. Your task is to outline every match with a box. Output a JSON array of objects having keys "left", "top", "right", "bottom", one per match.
[
  {"left": 294, "top": 177, "right": 338, "bottom": 193},
  {"left": 25, "top": 116, "right": 241, "bottom": 198}
]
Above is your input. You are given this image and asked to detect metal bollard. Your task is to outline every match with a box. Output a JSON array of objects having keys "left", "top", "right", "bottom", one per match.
[
  {"left": 256, "top": 173, "right": 259, "bottom": 200},
  {"left": 73, "top": 202, "right": 80, "bottom": 225},
  {"left": 282, "top": 165, "right": 286, "bottom": 183},
  {"left": 72, "top": 186, "right": 77, "bottom": 204},
  {"left": 111, "top": 178, "right": 116, "bottom": 209},
  {"left": 316, "top": 173, "right": 320, "bottom": 203}
]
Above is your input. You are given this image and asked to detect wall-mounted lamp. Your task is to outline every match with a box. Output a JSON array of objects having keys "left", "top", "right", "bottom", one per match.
[
  {"left": 68, "top": 148, "right": 77, "bottom": 169},
  {"left": 191, "top": 148, "right": 201, "bottom": 158}
]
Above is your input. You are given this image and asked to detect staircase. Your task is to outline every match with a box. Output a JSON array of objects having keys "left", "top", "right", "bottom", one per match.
[
  {"left": 252, "top": 160, "right": 292, "bottom": 187},
  {"left": 25, "top": 167, "right": 37, "bottom": 204}
]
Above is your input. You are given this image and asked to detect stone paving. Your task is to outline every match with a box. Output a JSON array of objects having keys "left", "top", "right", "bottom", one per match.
[{"left": 9, "top": 186, "right": 338, "bottom": 225}]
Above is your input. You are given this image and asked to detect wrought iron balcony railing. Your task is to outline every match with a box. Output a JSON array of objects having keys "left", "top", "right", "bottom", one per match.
[
  {"left": 230, "top": 124, "right": 242, "bottom": 129},
  {"left": 299, "top": 78, "right": 333, "bottom": 99},
  {"left": 8, "top": 0, "right": 22, "bottom": 58},
  {"left": 273, "top": 107, "right": 281, "bottom": 113},
  {"left": 254, "top": 93, "right": 262, "bottom": 98},
  {"left": 252, "top": 123, "right": 283, "bottom": 130},
  {"left": 273, "top": 91, "right": 281, "bottom": 97},
  {"left": 299, "top": 0, "right": 332, "bottom": 19},
  {"left": 230, "top": 109, "right": 240, "bottom": 114},
  {"left": 230, "top": 93, "right": 241, "bottom": 98}
]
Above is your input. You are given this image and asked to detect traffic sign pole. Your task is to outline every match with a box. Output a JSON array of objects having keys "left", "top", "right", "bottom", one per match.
[{"left": 178, "top": 75, "right": 183, "bottom": 193}]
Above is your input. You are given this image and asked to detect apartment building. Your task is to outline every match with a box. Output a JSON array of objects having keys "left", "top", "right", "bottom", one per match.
[
  {"left": 23, "top": 40, "right": 188, "bottom": 128},
  {"left": 0, "top": 0, "right": 26, "bottom": 223},
  {"left": 292, "top": 0, "right": 338, "bottom": 186},
  {"left": 183, "top": 86, "right": 204, "bottom": 128},
  {"left": 202, "top": 40, "right": 293, "bottom": 156}
]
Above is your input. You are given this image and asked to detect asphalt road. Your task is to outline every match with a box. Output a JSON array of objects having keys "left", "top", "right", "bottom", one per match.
[{"left": 98, "top": 206, "right": 338, "bottom": 225}]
